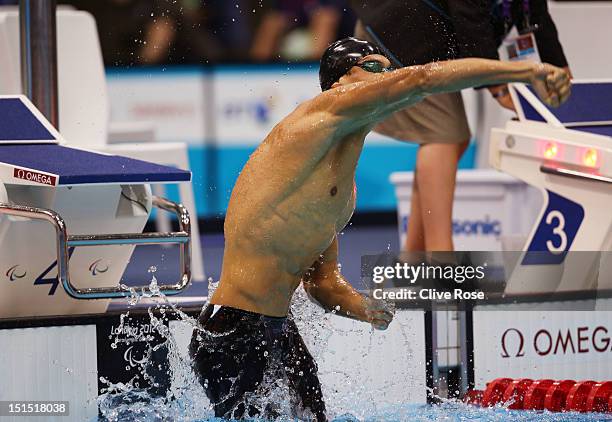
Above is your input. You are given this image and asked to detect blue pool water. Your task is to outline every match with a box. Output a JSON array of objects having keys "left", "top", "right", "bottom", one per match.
[
  {"left": 99, "top": 400, "right": 612, "bottom": 421},
  {"left": 334, "top": 403, "right": 612, "bottom": 422}
]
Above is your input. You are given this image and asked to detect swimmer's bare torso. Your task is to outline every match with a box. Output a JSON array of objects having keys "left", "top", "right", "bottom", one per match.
[
  {"left": 210, "top": 56, "right": 571, "bottom": 320},
  {"left": 213, "top": 104, "right": 374, "bottom": 317}
]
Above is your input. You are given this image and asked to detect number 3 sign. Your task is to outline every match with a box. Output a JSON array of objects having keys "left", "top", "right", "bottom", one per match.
[{"left": 522, "top": 191, "right": 584, "bottom": 265}]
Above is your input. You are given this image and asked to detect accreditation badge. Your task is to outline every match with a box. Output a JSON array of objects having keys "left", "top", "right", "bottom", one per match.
[{"left": 502, "top": 30, "right": 541, "bottom": 63}]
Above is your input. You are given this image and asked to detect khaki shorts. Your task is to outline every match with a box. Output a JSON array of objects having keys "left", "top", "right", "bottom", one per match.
[{"left": 355, "top": 21, "right": 471, "bottom": 144}]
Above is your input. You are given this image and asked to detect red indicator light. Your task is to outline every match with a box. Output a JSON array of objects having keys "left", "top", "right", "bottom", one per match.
[
  {"left": 582, "top": 149, "right": 598, "bottom": 168},
  {"left": 543, "top": 142, "right": 558, "bottom": 159}
]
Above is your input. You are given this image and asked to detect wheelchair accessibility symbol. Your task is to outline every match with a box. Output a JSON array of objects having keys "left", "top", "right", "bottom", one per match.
[{"left": 522, "top": 191, "right": 584, "bottom": 265}]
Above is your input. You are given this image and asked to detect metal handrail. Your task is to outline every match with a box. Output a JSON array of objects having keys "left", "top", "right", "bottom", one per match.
[
  {"left": 0, "top": 196, "right": 192, "bottom": 299},
  {"left": 541, "top": 164, "right": 612, "bottom": 184}
]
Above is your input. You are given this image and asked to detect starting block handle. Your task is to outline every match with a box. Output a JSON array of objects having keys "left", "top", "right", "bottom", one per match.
[
  {"left": 0, "top": 196, "right": 192, "bottom": 299},
  {"left": 540, "top": 164, "right": 612, "bottom": 185}
]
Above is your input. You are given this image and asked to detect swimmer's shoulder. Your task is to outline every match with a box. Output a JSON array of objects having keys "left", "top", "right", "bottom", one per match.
[{"left": 270, "top": 96, "right": 342, "bottom": 134}]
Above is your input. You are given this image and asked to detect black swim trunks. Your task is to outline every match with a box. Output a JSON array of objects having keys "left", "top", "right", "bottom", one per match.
[{"left": 189, "top": 304, "right": 326, "bottom": 421}]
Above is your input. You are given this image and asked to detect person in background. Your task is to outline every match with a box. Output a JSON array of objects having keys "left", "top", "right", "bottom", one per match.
[
  {"left": 61, "top": 0, "right": 161, "bottom": 66},
  {"left": 487, "top": 0, "right": 572, "bottom": 105},
  {"left": 350, "top": 0, "right": 570, "bottom": 252},
  {"left": 250, "top": 0, "right": 355, "bottom": 62},
  {"left": 139, "top": 0, "right": 258, "bottom": 64},
  {"left": 137, "top": 0, "right": 225, "bottom": 65},
  {"left": 63, "top": 0, "right": 236, "bottom": 65}
]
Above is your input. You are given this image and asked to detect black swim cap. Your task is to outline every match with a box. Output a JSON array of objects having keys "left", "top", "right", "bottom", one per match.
[{"left": 319, "top": 37, "right": 382, "bottom": 91}]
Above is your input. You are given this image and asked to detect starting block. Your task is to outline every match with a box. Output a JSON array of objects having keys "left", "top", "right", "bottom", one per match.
[
  {"left": 0, "top": 96, "right": 193, "bottom": 318},
  {"left": 489, "top": 81, "right": 612, "bottom": 293}
]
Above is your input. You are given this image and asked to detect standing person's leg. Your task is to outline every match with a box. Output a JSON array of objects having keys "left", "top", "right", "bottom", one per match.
[
  {"left": 414, "top": 141, "right": 469, "bottom": 251},
  {"left": 404, "top": 174, "right": 426, "bottom": 251},
  {"left": 353, "top": 20, "right": 471, "bottom": 253},
  {"left": 369, "top": 90, "right": 470, "bottom": 253}
]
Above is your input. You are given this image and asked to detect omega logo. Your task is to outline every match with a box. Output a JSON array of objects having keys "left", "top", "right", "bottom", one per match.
[{"left": 501, "top": 326, "right": 612, "bottom": 358}]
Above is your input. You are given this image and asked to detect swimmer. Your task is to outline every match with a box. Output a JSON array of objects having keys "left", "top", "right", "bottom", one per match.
[{"left": 189, "top": 37, "right": 571, "bottom": 421}]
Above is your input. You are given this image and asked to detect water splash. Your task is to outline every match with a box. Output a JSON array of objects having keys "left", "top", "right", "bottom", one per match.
[
  {"left": 97, "top": 276, "right": 606, "bottom": 421},
  {"left": 98, "top": 275, "right": 211, "bottom": 421}
]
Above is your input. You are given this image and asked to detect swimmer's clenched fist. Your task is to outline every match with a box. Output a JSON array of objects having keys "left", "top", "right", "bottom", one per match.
[
  {"left": 364, "top": 297, "right": 394, "bottom": 330},
  {"left": 530, "top": 63, "right": 571, "bottom": 107},
  {"left": 190, "top": 37, "right": 573, "bottom": 421}
]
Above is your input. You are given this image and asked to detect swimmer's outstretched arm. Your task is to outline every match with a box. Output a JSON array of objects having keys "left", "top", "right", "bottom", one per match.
[
  {"left": 417, "top": 59, "right": 570, "bottom": 107},
  {"left": 319, "top": 59, "right": 569, "bottom": 129},
  {"left": 302, "top": 237, "right": 393, "bottom": 330}
]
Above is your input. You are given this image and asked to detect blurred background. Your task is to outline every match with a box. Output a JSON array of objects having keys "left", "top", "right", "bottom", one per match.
[
  {"left": 1, "top": 0, "right": 609, "bottom": 229},
  {"left": 62, "top": 0, "right": 357, "bottom": 66},
  {"left": 59, "top": 0, "right": 368, "bottom": 227}
]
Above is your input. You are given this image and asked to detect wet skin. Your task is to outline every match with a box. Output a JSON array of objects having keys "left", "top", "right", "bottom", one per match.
[{"left": 210, "top": 54, "right": 571, "bottom": 324}]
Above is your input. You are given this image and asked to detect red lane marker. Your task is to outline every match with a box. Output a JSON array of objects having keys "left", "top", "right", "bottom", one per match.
[
  {"left": 503, "top": 379, "right": 534, "bottom": 410},
  {"left": 482, "top": 378, "right": 513, "bottom": 407},
  {"left": 469, "top": 378, "right": 612, "bottom": 413},
  {"left": 544, "top": 380, "right": 576, "bottom": 412},
  {"left": 463, "top": 390, "right": 484, "bottom": 406},
  {"left": 566, "top": 381, "right": 596, "bottom": 412},
  {"left": 586, "top": 381, "right": 612, "bottom": 413},
  {"left": 524, "top": 379, "right": 555, "bottom": 411}
]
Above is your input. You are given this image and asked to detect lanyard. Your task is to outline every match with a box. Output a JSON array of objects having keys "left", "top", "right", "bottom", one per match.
[{"left": 502, "top": 0, "right": 532, "bottom": 33}]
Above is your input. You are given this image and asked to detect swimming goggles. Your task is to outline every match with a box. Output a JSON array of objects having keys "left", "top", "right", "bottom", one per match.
[{"left": 357, "top": 60, "right": 395, "bottom": 73}]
